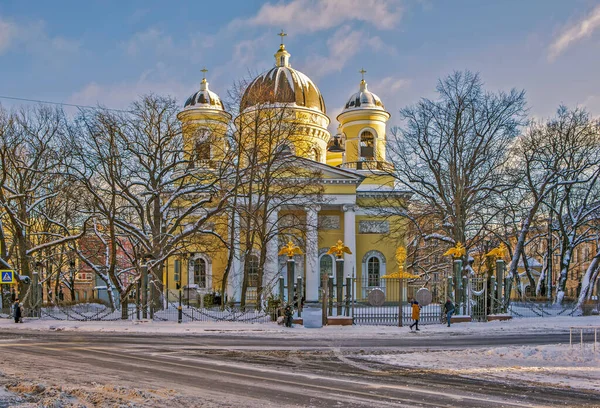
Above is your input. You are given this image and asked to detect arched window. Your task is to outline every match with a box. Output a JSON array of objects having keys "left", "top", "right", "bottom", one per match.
[
  {"left": 193, "top": 258, "right": 207, "bottom": 288},
  {"left": 195, "top": 140, "right": 210, "bottom": 161},
  {"left": 359, "top": 130, "right": 375, "bottom": 160},
  {"left": 310, "top": 147, "right": 321, "bottom": 162},
  {"left": 367, "top": 256, "right": 380, "bottom": 287},
  {"left": 246, "top": 255, "right": 259, "bottom": 287}
]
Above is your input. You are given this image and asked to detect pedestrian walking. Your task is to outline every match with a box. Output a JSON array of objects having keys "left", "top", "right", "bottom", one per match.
[
  {"left": 409, "top": 299, "right": 420, "bottom": 331},
  {"left": 13, "top": 299, "right": 22, "bottom": 323},
  {"left": 284, "top": 304, "right": 293, "bottom": 327},
  {"left": 444, "top": 298, "right": 455, "bottom": 327}
]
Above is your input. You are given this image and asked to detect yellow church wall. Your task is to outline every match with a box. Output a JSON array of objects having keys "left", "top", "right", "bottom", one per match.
[
  {"left": 317, "top": 209, "right": 345, "bottom": 252},
  {"left": 354, "top": 214, "right": 404, "bottom": 299}
]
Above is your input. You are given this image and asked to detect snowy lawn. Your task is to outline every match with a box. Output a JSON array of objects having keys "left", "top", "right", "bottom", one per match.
[
  {"left": 360, "top": 344, "right": 600, "bottom": 392},
  {"left": 0, "top": 315, "right": 598, "bottom": 338}
]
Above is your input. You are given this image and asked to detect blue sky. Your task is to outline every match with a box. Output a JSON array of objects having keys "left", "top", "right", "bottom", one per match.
[{"left": 1, "top": 0, "right": 599, "bottom": 131}]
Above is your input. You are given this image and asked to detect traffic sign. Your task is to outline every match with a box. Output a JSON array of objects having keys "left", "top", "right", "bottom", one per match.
[{"left": 0, "top": 270, "right": 15, "bottom": 284}]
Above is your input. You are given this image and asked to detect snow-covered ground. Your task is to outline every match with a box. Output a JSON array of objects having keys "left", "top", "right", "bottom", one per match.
[
  {"left": 0, "top": 315, "right": 598, "bottom": 338},
  {"left": 361, "top": 344, "right": 600, "bottom": 392}
]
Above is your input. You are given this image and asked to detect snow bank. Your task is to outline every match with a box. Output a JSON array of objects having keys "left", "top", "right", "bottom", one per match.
[{"left": 361, "top": 344, "right": 600, "bottom": 391}]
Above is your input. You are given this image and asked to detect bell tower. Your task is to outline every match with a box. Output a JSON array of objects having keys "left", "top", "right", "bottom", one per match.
[
  {"left": 337, "top": 69, "right": 391, "bottom": 169},
  {"left": 177, "top": 68, "right": 231, "bottom": 168}
]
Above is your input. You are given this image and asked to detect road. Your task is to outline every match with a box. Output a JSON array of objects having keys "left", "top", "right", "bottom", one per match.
[{"left": 0, "top": 330, "right": 598, "bottom": 407}]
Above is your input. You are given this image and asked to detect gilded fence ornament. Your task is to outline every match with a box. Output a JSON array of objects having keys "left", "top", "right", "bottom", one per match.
[
  {"left": 485, "top": 243, "right": 508, "bottom": 259},
  {"left": 326, "top": 240, "right": 352, "bottom": 259},
  {"left": 382, "top": 246, "right": 419, "bottom": 279},
  {"left": 278, "top": 241, "right": 303, "bottom": 259},
  {"left": 443, "top": 242, "right": 466, "bottom": 258}
]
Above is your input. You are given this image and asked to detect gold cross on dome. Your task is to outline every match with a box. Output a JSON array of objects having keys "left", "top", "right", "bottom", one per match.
[
  {"left": 359, "top": 68, "right": 367, "bottom": 81},
  {"left": 201, "top": 67, "right": 208, "bottom": 79},
  {"left": 278, "top": 29, "right": 287, "bottom": 45}
]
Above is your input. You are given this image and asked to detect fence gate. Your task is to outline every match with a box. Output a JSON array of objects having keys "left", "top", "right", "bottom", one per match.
[
  {"left": 351, "top": 278, "right": 442, "bottom": 326},
  {"left": 469, "top": 277, "right": 487, "bottom": 322}
]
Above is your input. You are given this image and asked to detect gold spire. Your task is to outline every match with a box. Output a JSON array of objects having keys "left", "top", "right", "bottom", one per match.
[
  {"left": 274, "top": 30, "right": 291, "bottom": 67},
  {"left": 201, "top": 67, "right": 208, "bottom": 83},
  {"left": 278, "top": 29, "right": 287, "bottom": 48},
  {"left": 359, "top": 68, "right": 368, "bottom": 91}
]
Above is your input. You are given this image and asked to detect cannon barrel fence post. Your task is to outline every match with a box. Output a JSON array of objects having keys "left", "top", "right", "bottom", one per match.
[
  {"left": 328, "top": 276, "right": 334, "bottom": 316},
  {"left": 279, "top": 276, "right": 285, "bottom": 304},
  {"left": 287, "top": 259, "right": 295, "bottom": 307},
  {"left": 336, "top": 258, "right": 344, "bottom": 316},
  {"left": 322, "top": 273, "right": 328, "bottom": 326},
  {"left": 345, "top": 276, "right": 351, "bottom": 317},
  {"left": 398, "top": 278, "right": 403, "bottom": 327},
  {"left": 297, "top": 276, "right": 303, "bottom": 318}
]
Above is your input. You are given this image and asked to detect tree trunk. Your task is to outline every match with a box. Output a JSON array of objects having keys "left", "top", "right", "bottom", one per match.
[
  {"left": 555, "top": 246, "right": 572, "bottom": 305},
  {"left": 575, "top": 251, "right": 600, "bottom": 314}
]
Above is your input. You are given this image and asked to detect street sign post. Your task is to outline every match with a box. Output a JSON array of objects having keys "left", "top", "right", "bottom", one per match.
[{"left": 0, "top": 270, "right": 15, "bottom": 284}]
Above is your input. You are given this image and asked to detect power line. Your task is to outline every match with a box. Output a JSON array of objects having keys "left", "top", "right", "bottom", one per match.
[{"left": 0, "top": 95, "right": 129, "bottom": 112}]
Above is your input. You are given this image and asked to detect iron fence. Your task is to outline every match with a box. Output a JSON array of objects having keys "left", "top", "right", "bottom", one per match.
[
  {"left": 0, "top": 302, "right": 279, "bottom": 324},
  {"left": 351, "top": 278, "right": 443, "bottom": 326}
]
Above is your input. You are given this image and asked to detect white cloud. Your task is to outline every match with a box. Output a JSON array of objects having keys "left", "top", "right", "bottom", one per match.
[
  {"left": 68, "top": 65, "right": 192, "bottom": 110},
  {"left": 122, "top": 28, "right": 174, "bottom": 57},
  {"left": 0, "top": 18, "right": 16, "bottom": 54},
  {"left": 301, "top": 25, "right": 386, "bottom": 79},
  {"left": 230, "top": 0, "right": 403, "bottom": 33},
  {"left": 372, "top": 76, "right": 411, "bottom": 93},
  {"left": 0, "top": 17, "right": 80, "bottom": 58},
  {"left": 548, "top": 4, "right": 600, "bottom": 61}
]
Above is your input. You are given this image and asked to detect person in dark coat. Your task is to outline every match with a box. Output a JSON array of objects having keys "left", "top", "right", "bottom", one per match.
[
  {"left": 444, "top": 298, "right": 455, "bottom": 327},
  {"left": 409, "top": 299, "right": 420, "bottom": 331},
  {"left": 13, "top": 299, "right": 22, "bottom": 323},
  {"left": 283, "top": 304, "right": 293, "bottom": 328}
]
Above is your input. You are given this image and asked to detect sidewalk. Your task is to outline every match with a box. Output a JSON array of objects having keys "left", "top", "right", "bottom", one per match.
[{"left": 0, "top": 315, "right": 598, "bottom": 338}]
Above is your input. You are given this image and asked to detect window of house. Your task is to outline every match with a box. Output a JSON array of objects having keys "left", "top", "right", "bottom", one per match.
[
  {"left": 193, "top": 258, "right": 207, "bottom": 288},
  {"left": 359, "top": 131, "right": 375, "bottom": 161},
  {"left": 247, "top": 255, "right": 259, "bottom": 287},
  {"left": 367, "top": 256, "right": 380, "bottom": 287}
]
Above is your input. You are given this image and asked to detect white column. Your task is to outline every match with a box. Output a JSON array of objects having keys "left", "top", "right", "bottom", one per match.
[
  {"left": 305, "top": 205, "right": 320, "bottom": 302},
  {"left": 343, "top": 205, "right": 357, "bottom": 279},
  {"left": 265, "top": 208, "right": 279, "bottom": 294},
  {"left": 227, "top": 212, "right": 242, "bottom": 302}
]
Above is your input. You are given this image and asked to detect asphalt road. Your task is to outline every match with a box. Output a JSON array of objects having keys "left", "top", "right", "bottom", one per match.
[{"left": 0, "top": 330, "right": 598, "bottom": 407}]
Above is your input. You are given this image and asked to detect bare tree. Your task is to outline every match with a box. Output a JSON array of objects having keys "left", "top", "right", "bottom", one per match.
[
  {"left": 226, "top": 79, "right": 325, "bottom": 309},
  {"left": 387, "top": 71, "right": 527, "bottom": 261},
  {"left": 0, "top": 105, "right": 84, "bottom": 307},
  {"left": 505, "top": 107, "right": 600, "bottom": 304}
]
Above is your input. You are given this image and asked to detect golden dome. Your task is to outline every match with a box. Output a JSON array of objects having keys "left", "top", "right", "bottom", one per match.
[{"left": 240, "top": 45, "right": 326, "bottom": 114}]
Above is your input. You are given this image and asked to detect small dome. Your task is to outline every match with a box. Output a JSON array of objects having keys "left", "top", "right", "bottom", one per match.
[
  {"left": 240, "top": 45, "right": 326, "bottom": 114},
  {"left": 184, "top": 78, "right": 224, "bottom": 111},
  {"left": 343, "top": 79, "right": 385, "bottom": 112}
]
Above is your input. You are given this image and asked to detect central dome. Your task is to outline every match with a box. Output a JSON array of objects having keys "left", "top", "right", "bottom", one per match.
[{"left": 240, "top": 45, "right": 326, "bottom": 114}]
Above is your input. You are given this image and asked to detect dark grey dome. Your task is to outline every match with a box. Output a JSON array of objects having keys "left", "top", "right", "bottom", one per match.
[
  {"left": 184, "top": 79, "right": 224, "bottom": 111},
  {"left": 343, "top": 80, "right": 385, "bottom": 111}
]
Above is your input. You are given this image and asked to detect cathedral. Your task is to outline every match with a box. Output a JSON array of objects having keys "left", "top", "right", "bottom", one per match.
[{"left": 165, "top": 33, "right": 407, "bottom": 306}]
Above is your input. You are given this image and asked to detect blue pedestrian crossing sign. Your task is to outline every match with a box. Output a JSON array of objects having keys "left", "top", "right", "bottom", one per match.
[{"left": 0, "top": 270, "right": 15, "bottom": 284}]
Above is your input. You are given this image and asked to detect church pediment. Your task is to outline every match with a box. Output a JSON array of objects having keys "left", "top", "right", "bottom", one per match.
[{"left": 286, "top": 156, "right": 365, "bottom": 184}]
